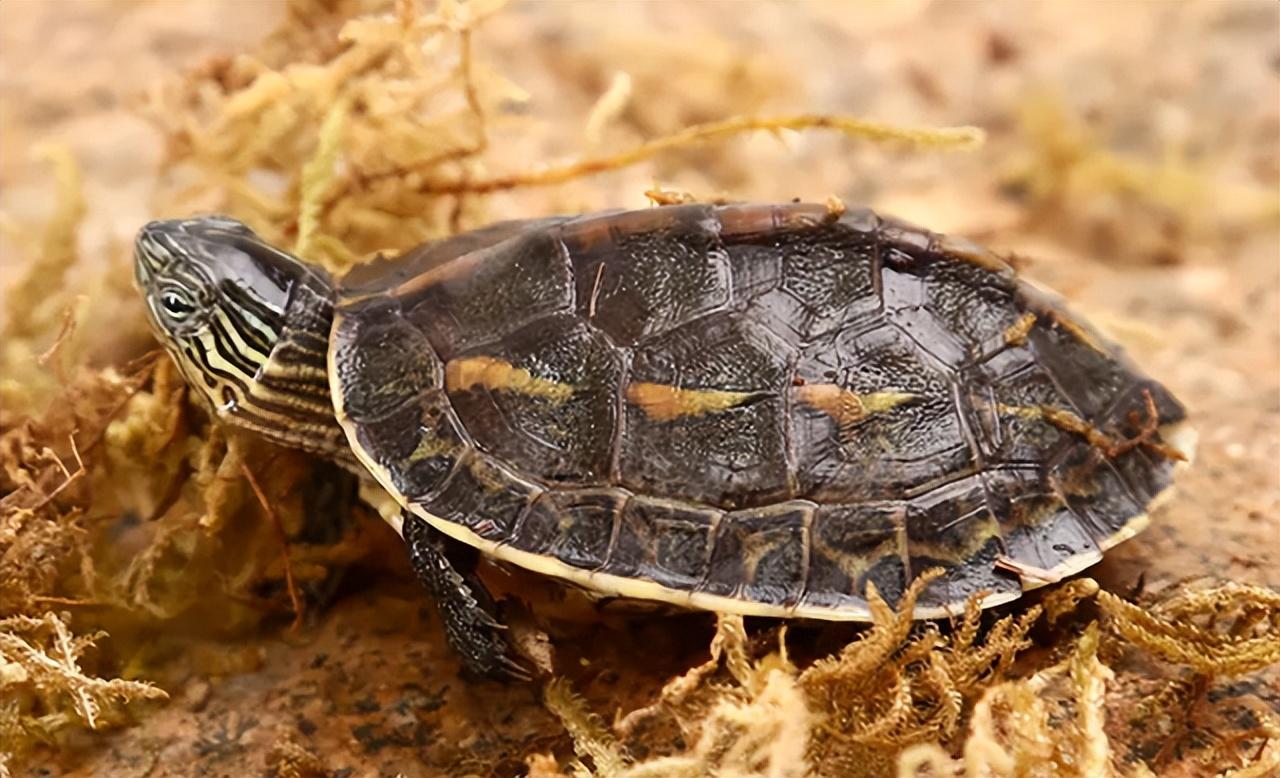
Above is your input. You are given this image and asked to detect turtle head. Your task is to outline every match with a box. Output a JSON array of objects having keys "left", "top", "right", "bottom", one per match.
[{"left": 134, "top": 217, "right": 342, "bottom": 452}]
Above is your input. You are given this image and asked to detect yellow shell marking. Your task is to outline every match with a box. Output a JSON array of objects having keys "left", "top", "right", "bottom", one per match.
[
  {"left": 1002, "top": 312, "right": 1037, "bottom": 346},
  {"left": 626, "top": 382, "right": 757, "bottom": 421},
  {"left": 445, "top": 356, "right": 574, "bottom": 402},
  {"left": 795, "top": 384, "right": 915, "bottom": 427}
]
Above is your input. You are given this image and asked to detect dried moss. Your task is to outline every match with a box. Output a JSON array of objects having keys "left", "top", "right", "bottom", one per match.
[
  {"left": 544, "top": 678, "right": 630, "bottom": 777},
  {"left": 0, "top": 613, "right": 167, "bottom": 766},
  {"left": 542, "top": 577, "right": 1280, "bottom": 777},
  {"left": 1115, "top": 580, "right": 1278, "bottom": 666}
]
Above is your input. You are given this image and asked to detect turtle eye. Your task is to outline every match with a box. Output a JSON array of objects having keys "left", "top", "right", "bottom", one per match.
[{"left": 160, "top": 290, "right": 196, "bottom": 319}]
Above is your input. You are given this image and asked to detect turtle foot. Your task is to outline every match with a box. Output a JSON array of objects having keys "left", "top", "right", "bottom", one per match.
[{"left": 402, "top": 513, "right": 536, "bottom": 682}]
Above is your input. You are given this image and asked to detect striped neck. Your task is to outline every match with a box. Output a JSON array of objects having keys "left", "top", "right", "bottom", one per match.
[{"left": 228, "top": 282, "right": 353, "bottom": 462}]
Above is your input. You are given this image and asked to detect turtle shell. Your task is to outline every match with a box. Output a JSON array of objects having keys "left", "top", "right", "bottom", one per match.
[{"left": 329, "top": 202, "right": 1191, "bottom": 619}]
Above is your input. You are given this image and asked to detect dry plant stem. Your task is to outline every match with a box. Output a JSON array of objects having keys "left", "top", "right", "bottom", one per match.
[
  {"left": 1104, "top": 389, "right": 1180, "bottom": 460},
  {"left": 1040, "top": 388, "right": 1186, "bottom": 463},
  {"left": 56, "top": 377, "right": 168, "bottom": 547},
  {"left": 613, "top": 646, "right": 720, "bottom": 738},
  {"left": 78, "top": 370, "right": 156, "bottom": 454},
  {"left": 265, "top": 736, "right": 329, "bottom": 778},
  {"left": 994, "top": 555, "right": 1064, "bottom": 583},
  {"left": 35, "top": 306, "right": 79, "bottom": 376},
  {"left": 716, "top": 615, "right": 754, "bottom": 691},
  {"left": 1043, "top": 578, "right": 1102, "bottom": 625},
  {"left": 544, "top": 678, "right": 630, "bottom": 776},
  {"left": 584, "top": 72, "right": 633, "bottom": 148},
  {"left": 410, "top": 114, "right": 986, "bottom": 195},
  {"left": 1220, "top": 725, "right": 1280, "bottom": 778},
  {"left": 448, "top": 25, "right": 488, "bottom": 233},
  {"left": 1072, "top": 624, "right": 1114, "bottom": 777},
  {"left": 613, "top": 613, "right": 751, "bottom": 739},
  {"left": 643, "top": 187, "right": 699, "bottom": 206},
  {"left": 239, "top": 462, "right": 304, "bottom": 631},
  {"left": 4, "top": 147, "right": 84, "bottom": 342},
  {"left": 30, "top": 434, "right": 84, "bottom": 513},
  {"left": 295, "top": 98, "right": 350, "bottom": 259},
  {"left": 1152, "top": 675, "right": 1209, "bottom": 768}
]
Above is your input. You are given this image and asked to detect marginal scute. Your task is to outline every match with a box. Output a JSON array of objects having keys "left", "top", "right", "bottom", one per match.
[
  {"left": 601, "top": 496, "right": 721, "bottom": 590},
  {"left": 1049, "top": 446, "right": 1146, "bottom": 546},
  {"left": 421, "top": 452, "right": 542, "bottom": 542},
  {"left": 516, "top": 488, "right": 629, "bottom": 569},
  {"left": 983, "top": 467, "right": 1101, "bottom": 577},
  {"left": 931, "top": 232, "right": 1014, "bottom": 275},
  {"left": 903, "top": 475, "right": 1021, "bottom": 610},
  {"left": 1109, "top": 437, "right": 1172, "bottom": 506},
  {"left": 1026, "top": 312, "right": 1131, "bottom": 420},
  {"left": 1097, "top": 381, "right": 1188, "bottom": 497},
  {"left": 805, "top": 502, "right": 906, "bottom": 609},
  {"left": 702, "top": 502, "right": 814, "bottom": 607}
]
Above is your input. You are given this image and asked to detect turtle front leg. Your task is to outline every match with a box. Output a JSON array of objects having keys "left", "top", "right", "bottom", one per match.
[{"left": 402, "top": 513, "right": 534, "bottom": 682}]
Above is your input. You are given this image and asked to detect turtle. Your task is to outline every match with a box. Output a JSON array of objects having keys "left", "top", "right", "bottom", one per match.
[{"left": 134, "top": 201, "right": 1193, "bottom": 679}]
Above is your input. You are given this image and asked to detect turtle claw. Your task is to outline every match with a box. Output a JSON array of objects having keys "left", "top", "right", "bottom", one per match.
[
  {"left": 452, "top": 618, "right": 534, "bottom": 682},
  {"left": 495, "top": 652, "right": 536, "bottom": 684},
  {"left": 403, "top": 513, "right": 537, "bottom": 683},
  {"left": 473, "top": 609, "right": 507, "bottom": 631},
  {"left": 448, "top": 599, "right": 537, "bottom": 682}
]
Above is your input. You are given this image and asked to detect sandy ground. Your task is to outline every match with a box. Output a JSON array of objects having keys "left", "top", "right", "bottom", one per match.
[{"left": 2, "top": 1, "right": 1278, "bottom": 776}]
